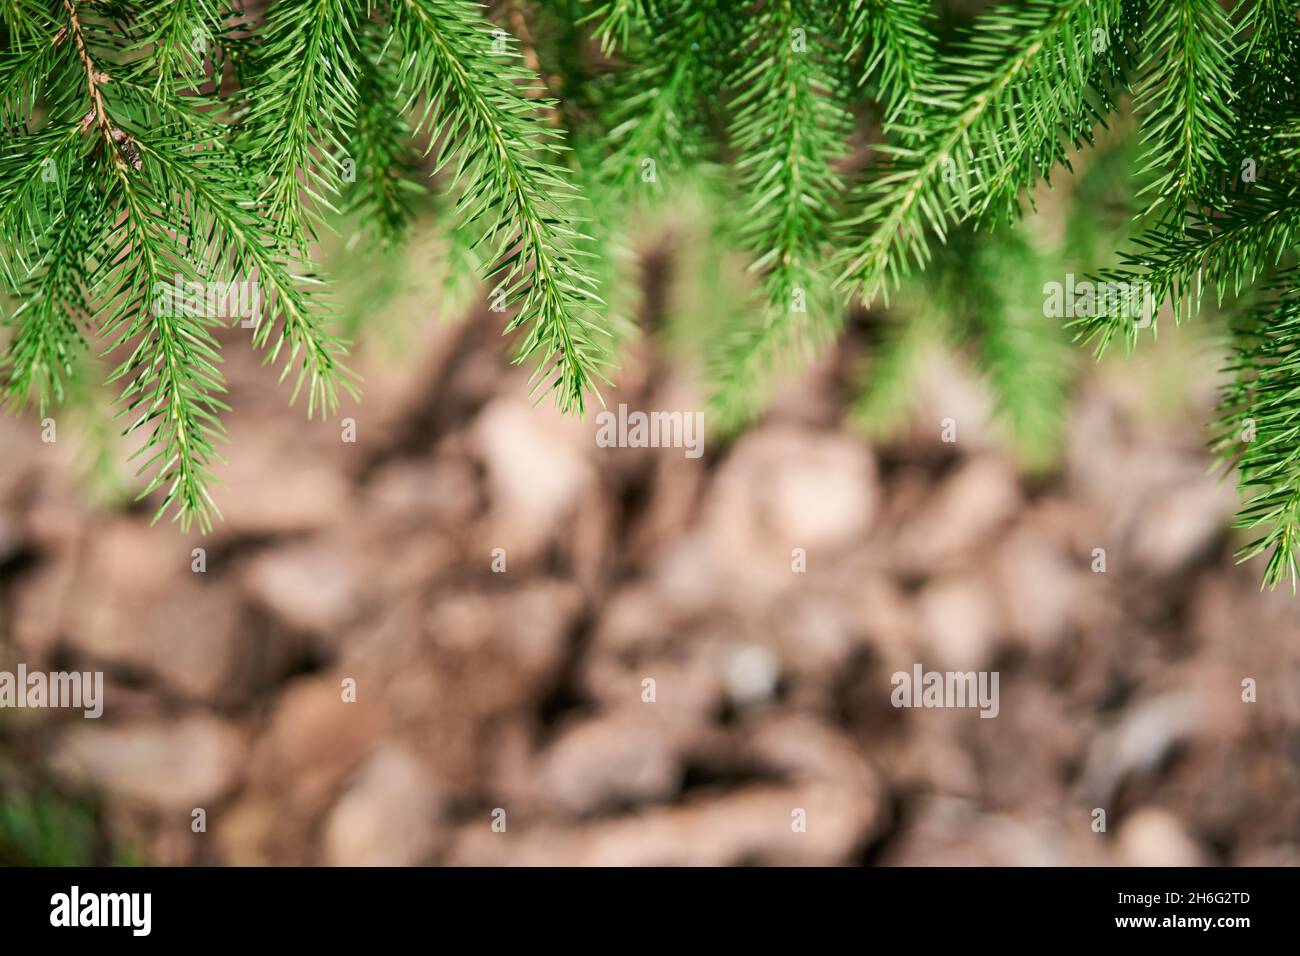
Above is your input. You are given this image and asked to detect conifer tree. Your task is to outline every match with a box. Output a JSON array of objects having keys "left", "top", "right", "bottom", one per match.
[{"left": 5, "top": 0, "right": 1300, "bottom": 587}]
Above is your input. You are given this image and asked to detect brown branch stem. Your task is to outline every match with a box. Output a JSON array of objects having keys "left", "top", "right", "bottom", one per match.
[{"left": 61, "top": 0, "right": 124, "bottom": 167}]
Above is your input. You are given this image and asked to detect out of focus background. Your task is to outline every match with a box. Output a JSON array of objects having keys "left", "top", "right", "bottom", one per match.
[{"left": 2, "top": 88, "right": 1300, "bottom": 863}]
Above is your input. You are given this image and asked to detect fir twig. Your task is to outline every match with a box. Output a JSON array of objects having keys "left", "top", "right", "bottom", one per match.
[
  {"left": 836, "top": 0, "right": 1128, "bottom": 306},
  {"left": 393, "top": 0, "right": 610, "bottom": 413},
  {"left": 709, "top": 0, "right": 851, "bottom": 430}
]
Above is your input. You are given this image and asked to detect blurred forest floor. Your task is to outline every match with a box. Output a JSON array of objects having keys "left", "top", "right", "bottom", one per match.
[{"left": 2, "top": 271, "right": 1299, "bottom": 866}]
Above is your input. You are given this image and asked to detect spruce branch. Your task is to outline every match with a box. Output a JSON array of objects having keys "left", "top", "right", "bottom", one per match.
[
  {"left": 118, "top": 3, "right": 356, "bottom": 419},
  {"left": 392, "top": 0, "right": 610, "bottom": 413},
  {"left": 847, "top": 0, "right": 935, "bottom": 136},
  {"left": 0, "top": 121, "right": 83, "bottom": 289},
  {"left": 835, "top": 0, "right": 1128, "bottom": 306},
  {"left": 97, "top": 165, "right": 229, "bottom": 532},
  {"left": 1213, "top": 276, "right": 1300, "bottom": 590},
  {"left": 709, "top": 0, "right": 851, "bottom": 429},
  {"left": 1073, "top": 183, "right": 1300, "bottom": 355},
  {"left": 61, "top": 0, "right": 230, "bottom": 529},
  {"left": 0, "top": 5, "right": 67, "bottom": 132},
  {"left": 1235, "top": 0, "right": 1300, "bottom": 180},
  {"left": 1238, "top": 0, "right": 1300, "bottom": 117},
  {"left": 128, "top": 0, "right": 231, "bottom": 97},
  {"left": 2, "top": 157, "right": 102, "bottom": 412},
  {"left": 240, "top": 0, "right": 364, "bottom": 247},
  {"left": 133, "top": 133, "right": 356, "bottom": 417},
  {"left": 2, "top": 2, "right": 122, "bottom": 409},
  {"left": 1132, "top": 0, "right": 1239, "bottom": 220},
  {"left": 341, "top": 24, "right": 427, "bottom": 250},
  {"left": 596, "top": 0, "right": 723, "bottom": 200},
  {"left": 2, "top": 0, "right": 354, "bottom": 532},
  {"left": 61, "top": 0, "right": 122, "bottom": 160}
]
